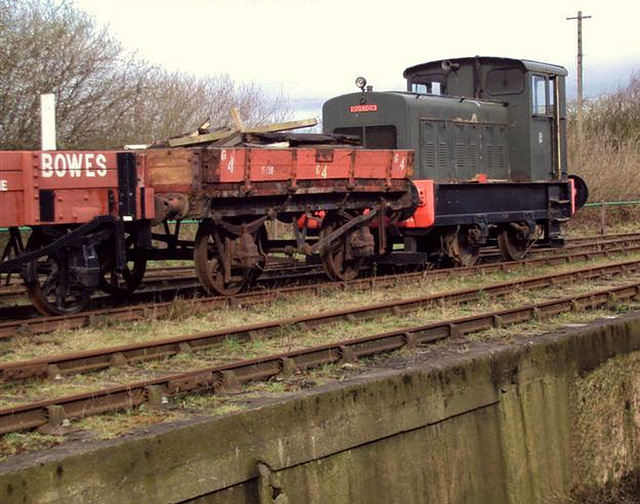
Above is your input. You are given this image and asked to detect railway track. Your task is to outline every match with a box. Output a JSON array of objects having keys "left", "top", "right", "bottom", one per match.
[
  {"left": 2, "top": 236, "right": 640, "bottom": 339},
  {"left": 1, "top": 264, "right": 638, "bottom": 435},
  {"left": 0, "top": 258, "right": 316, "bottom": 304},
  {"left": 0, "top": 231, "right": 629, "bottom": 299},
  {"left": 0, "top": 261, "right": 323, "bottom": 322},
  {"left": 1, "top": 256, "right": 638, "bottom": 384},
  {"left": 1, "top": 233, "right": 637, "bottom": 303},
  {"left": 0, "top": 233, "right": 637, "bottom": 317},
  {"left": 564, "top": 231, "right": 640, "bottom": 243},
  {"left": 0, "top": 233, "right": 611, "bottom": 293}
]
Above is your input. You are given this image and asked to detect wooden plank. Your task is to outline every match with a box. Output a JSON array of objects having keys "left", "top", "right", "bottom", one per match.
[
  {"left": 248, "top": 118, "right": 317, "bottom": 134},
  {"left": 167, "top": 118, "right": 318, "bottom": 148},
  {"left": 230, "top": 108, "right": 245, "bottom": 132},
  {"left": 167, "top": 129, "right": 233, "bottom": 147}
]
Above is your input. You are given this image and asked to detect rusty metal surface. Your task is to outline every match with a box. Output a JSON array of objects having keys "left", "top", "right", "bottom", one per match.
[
  {"left": 1, "top": 278, "right": 639, "bottom": 435},
  {"left": 1, "top": 256, "right": 639, "bottom": 384},
  {"left": 0, "top": 231, "right": 635, "bottom": 298},
  {"left": 564, "top": 231, "right": 640, "bottom": 244},
  {"left": 2, "top": 235, "right": 640, "bottom": 340}
]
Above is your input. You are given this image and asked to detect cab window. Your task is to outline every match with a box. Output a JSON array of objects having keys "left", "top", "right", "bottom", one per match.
[
  {"left": 532, "top": 75, "right": 549, "bottom": 115},
  {"left": 486, "top": 68, "right": 524, "bottom": 96},
  {"left": 409, "top": 73, "right": 447, "bottom": 95},
  {"left": 411, "top": 83, "right": 428, "bottom": 94}
]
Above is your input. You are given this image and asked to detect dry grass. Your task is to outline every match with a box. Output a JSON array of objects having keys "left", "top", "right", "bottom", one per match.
[
  {"left": 569, "top": 129, "right": 640, "bottom": 203},
  {"left": 3, "top": 249, "right": 637, "bottom": 365},
  {"left": 569, "top": 72, "right": 640, "bottom": 203},
  {"left": 3, "top": 259, "right": 640, "bottom": 408},
  {"left": 0, "top": 432, "right": 65, "bottom": 460},
  {"left": 566, "top": 206, "right": 640, "bottom": 236}
]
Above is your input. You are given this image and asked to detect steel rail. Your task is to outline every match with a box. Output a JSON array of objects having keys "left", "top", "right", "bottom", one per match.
[
  {"left": 564, "top": 231, "right": 640, "bottom": 243},
  {"left": 1, "top": 256, "right": 640, "bottom": 384},
  {"left": 2, "top": 237, "right": 640, "bottom": 340},
  {"left": 0, "top": 258, "right": 303, "bottom": 291},
  {"left": 0, "top": 231, "right": 634, "bottom": 300},
  {"left": 0, "top": 233, "right": 635, "bottom": 304},
  {"left": 0, "top": 260, "right": 314, "bottom": 301},
  {"left": 1, "top": 278, "right": 639, "bottom": 435},
  {"left": 0, "top": 231, "right": 631, "bottom": 295},
  {"left": 0, "top": 264, "right": 324, "bottom": 324}
]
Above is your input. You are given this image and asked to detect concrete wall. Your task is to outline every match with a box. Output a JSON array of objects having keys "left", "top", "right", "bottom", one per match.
[{"left": 3, "top": 314, "right": 640, "bottom": 504}]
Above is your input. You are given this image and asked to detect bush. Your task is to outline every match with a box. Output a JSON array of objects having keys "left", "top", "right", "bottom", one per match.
[{"left": 568, "top": 72, "right": 640, "bottom": 202}]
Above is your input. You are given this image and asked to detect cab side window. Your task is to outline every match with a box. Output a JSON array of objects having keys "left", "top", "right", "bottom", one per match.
[
  {"left": 486, "top": 68, "right": 524, "bottom": 96},
  {"left": 532, "top": 75, "right": 548, "bottom": 115}
]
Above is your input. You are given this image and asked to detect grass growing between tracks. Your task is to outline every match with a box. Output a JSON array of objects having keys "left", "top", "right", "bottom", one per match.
[
  {"left": 566, "top": 213, "right": 640, "bottom": 238},
  {"left": 4, "top": 253, "right": 640, "bottom": 456},
  {"left": 2, "top": 259, "right": 640, "bottom": 409},
  {"left": 4, "top": 248, "right": 640, "bottom": 365},
  {"left": 2, "top": 298, "right": 640, "bottom": 460}
]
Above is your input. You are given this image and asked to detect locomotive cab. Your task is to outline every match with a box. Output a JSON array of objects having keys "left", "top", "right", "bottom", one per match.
[{"left": 404, "top": 56, "right": 568, "bottom": 182}]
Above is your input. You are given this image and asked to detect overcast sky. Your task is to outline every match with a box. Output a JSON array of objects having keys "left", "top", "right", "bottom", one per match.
[{"left": 72, "top": 0, "right": 640, "bottom": 119}]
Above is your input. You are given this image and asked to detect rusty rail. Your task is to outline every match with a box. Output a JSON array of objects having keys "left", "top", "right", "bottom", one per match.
[
  {"left": 564, "top": 231, "right": 640, "bottom": 243},
  {"left": 1, "top": 277, "right": 639, "bottom": 435},
  {"left": 2, "top": 236, "right": 640, "bottom": 339},
  {"left": 1, "top": 256, "right": 639, "bottom": 383}
]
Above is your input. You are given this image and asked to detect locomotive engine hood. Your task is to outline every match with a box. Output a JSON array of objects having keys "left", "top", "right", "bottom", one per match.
[{"left": 323, "top": 91, "right": 508, "bottom": 180}]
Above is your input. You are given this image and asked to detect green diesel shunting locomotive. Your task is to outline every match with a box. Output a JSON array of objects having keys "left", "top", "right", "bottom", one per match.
[{"left": 324, "top": 56, "right": 587, "bottom": 265}]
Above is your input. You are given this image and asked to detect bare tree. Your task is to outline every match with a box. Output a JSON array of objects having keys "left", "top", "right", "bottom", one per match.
[
  {"left": 118, "top": 72, "right": 293, "bottom": 145},
  {"left": 0, "top": 0, "right": 291, "bottom": 150},
  {"left": 0, "top": 0, "right": 154, "bottom": 149},
  {"left": 567, "top": 72, "right": 640, "bottom": 202},
  {"left": 581, "top": 72, "right": 640, "bottom": 145}
]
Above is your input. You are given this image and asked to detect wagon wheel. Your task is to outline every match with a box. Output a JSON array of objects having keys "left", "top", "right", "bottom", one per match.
[
  {"left": 193, "top": 220, "right": 256, "bottom": 296},
  {"left": 319, "top": 214, "right": 363, "bottom": 282},
  {"left": 24, "top": 229, "right": 94, "bottom": 316},
  {"left": 444, "top": 228, "right": 480, "bottom": 267},
  {"left": 1, "top": 228, "right": 24, "bottom": 287},
  {"left": 497, "top": 224, "right": 535, "bottom": 261},
  {"left": 98, "top": 233, "right": 147, "bottom": 296}
]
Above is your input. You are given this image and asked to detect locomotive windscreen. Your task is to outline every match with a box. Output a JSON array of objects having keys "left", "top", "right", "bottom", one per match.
[{"left": 333, "top": 125, "right": 397, "bottom": 149}]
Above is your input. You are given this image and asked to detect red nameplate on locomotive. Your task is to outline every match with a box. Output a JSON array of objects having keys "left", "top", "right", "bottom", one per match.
[{"left": 349, "top": 104, "right": 377, "bottom": 113}]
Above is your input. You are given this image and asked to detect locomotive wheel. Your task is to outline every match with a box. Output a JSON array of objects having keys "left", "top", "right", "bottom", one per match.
[
  {"left": 497, "top": 225, "right": 534, "bottom": 261},
  {"left": 193, "top": 220, "right": 253, "bottom": 296},
  {"left": 24, "top": 230, "right": 94, "bottom": 316},
  {"left": 444, "top": 228, "right": 480, "bottom": 267},
  {"left": 319, "top": 214, "right": 363, "bottom": 282},
  {"left": 98, "top": 233, "right": 147, "bottom": 297}
]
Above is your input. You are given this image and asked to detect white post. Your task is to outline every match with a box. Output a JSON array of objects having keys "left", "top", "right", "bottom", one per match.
[{"left": 40, "top": 93, "right": 56, "bottom": 150}]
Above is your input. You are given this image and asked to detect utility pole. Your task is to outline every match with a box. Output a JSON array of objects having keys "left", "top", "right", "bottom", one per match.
[{"left": 566, "top": 11, "right": 592, "bottom": 141}]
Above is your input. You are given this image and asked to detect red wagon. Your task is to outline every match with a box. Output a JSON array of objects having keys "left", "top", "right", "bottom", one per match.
[{"left": 0, "top": 141, "right": 419, "bottom": 315}]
